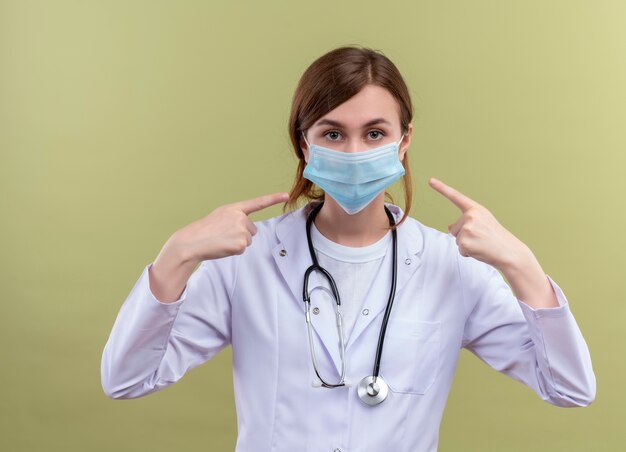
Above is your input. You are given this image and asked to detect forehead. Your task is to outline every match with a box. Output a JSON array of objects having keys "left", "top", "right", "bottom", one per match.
[{"left": 313, "top": 84, "right": 401, "bottom": 128}]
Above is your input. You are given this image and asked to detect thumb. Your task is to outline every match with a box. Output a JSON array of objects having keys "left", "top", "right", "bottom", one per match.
[{"left": 448, "top": 216, "right": 464, "bottom": 237}]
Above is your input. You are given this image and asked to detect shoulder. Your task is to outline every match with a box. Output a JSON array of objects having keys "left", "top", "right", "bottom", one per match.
[
  {"left": 242, "top": 204, "right": 315, "bottom": 259},
  {"left": 394, "top": 204, "right": 495, "bottom": 285},
  {"left": 405, "top": 210, "right": 500, "bottom": 297},
  {"left": 197, "top": 208, "right": 303, "bottom": 279},
  {"left": 387, "top": 203, "right": 458, "bottom": 259},
  {"left": 252, "top": 204, "right": 307, "bottom": 241}
]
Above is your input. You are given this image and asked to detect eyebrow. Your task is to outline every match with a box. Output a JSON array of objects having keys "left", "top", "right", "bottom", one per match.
[{"left": 314, "top": 118, "right": 392, "bottom": 128}]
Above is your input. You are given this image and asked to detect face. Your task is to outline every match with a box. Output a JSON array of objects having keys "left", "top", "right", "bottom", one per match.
[{"left": 300, "top": 84, "right": 412, "bottom": 161}]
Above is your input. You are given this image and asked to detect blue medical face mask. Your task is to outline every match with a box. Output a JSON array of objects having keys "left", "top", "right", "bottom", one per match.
[{"left": 301, "top": 133, "right": 406, "bottom": 215}]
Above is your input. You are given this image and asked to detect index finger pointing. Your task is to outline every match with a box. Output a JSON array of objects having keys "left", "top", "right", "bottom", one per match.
[
  {"left": 236, "top": 192, "right": 290, "bottom": 215},
  {"left": 428, "top": 177, "right": 476, "bottom": 212}
]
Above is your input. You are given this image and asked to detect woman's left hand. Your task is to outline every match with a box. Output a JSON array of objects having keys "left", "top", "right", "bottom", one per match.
[{"left": 428, "top": 177, "right": 531, "bottom": 272}]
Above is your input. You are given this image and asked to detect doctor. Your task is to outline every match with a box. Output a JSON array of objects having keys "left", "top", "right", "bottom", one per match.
[{"left": 101, "top": 46, "right": 595, "bottom": 451}]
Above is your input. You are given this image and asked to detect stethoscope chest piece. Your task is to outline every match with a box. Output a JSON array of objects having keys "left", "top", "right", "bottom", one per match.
[{"left": 357, "top": 375, "right": 389, "bottom": 406}]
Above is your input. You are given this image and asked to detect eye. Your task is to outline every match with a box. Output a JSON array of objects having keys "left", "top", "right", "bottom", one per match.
[
  {"left": 323, "top": 130, "right": 342, "bottom": 141},
  {"left": 368, "top": 130, "right": 385, "bottom": 140}
]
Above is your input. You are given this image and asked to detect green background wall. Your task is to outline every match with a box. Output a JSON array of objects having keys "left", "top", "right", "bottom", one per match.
[{"left": 1, "top": 1, "right": 623, "bottom": 450}]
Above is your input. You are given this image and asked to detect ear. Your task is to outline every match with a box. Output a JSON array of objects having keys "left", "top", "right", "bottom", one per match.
[
  {"left": 398, "top": 123, "right": 413, "bottom": 161},
  {"left": 299, "top": 134, "right": 310, "bottom": 162}
]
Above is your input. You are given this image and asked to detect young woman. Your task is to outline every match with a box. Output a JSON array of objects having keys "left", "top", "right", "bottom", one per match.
[{"left": 101, "top": 46, "right": 595, "bottom": 451}]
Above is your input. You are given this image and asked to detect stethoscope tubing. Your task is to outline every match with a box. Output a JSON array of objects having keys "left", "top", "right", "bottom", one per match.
[
  {"left": 371, "top": 206, "right": 398, "bottom": 380},
  {"left": 302, "top": 201, "right": 398, "bottom": 385}
]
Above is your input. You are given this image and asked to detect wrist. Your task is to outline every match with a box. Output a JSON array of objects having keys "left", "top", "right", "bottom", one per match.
[
  {"left": 165, "top": 232, "right": 200, "bottom": 267},
  {"left": 498, "top": 245, "right": 560, "bottom": 309},
  {"left": 499, "top": 244, "right": 545, "bottom": 291},
  {"left": 499, "top": 242, "right": 536, "bottom": 277}
]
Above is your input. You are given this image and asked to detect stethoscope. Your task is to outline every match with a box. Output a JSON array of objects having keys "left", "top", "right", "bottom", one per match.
[{"left": 302, "top": 201, "right": 398, "bottom": 406}]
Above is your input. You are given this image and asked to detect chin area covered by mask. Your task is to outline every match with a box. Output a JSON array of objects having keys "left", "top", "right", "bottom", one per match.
[{"left": 302, "top": 134, "right": 405, "bottom": 215}]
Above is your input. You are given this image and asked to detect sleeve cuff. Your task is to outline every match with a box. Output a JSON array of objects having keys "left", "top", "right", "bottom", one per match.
[
  {"left": 146, "top": 262, "right": 189, "bottom": 306},
  {"left": 517, "top": 274, "right": 570, "bottom": 320}
]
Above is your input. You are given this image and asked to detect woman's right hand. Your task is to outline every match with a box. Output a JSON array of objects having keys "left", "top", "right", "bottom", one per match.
[
  {"left": 149, "top": 192, "right": 289, "bottom": 303},
  {"left": 170, "top": 192, "right": 290, "bottom": 264}
]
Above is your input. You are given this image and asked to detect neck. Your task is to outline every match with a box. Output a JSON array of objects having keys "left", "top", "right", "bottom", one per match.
[{"left": 314, "top": 194, "right": 390, "bottom": 247}]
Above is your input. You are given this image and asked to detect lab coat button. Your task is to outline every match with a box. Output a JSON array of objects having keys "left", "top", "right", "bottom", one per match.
[
  {"left": 405, "top": 258, "right": 412, "bottom": 265},
  {"left": 279, "top": 249, "right": 287, "bottom": 257},
  {"left": 362, "top": 309, "right": 369, "bottom": 316},
  {"left": 313, "top": 307, "right": 320, "bottom": 315}
]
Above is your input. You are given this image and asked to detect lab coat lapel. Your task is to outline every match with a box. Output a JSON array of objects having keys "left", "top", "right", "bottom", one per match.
[
  {"left": 272, "top": 204, "right": 344, "bottom": 377},
  {"left": 346, "top": 206, "right": 424, "bottom": 350}
]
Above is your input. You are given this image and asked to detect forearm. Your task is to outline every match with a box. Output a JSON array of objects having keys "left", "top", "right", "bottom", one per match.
[
  {"left": 150, "top": 234, "right": 200, "bottom": 304},
  {"left": 499, "top": 246, "right": 559, "bottom": 309}
]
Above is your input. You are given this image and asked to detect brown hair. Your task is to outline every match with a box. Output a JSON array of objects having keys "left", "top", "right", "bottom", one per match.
[{"left": 285, "top": 45, "right": 414, "bottom": 227}]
